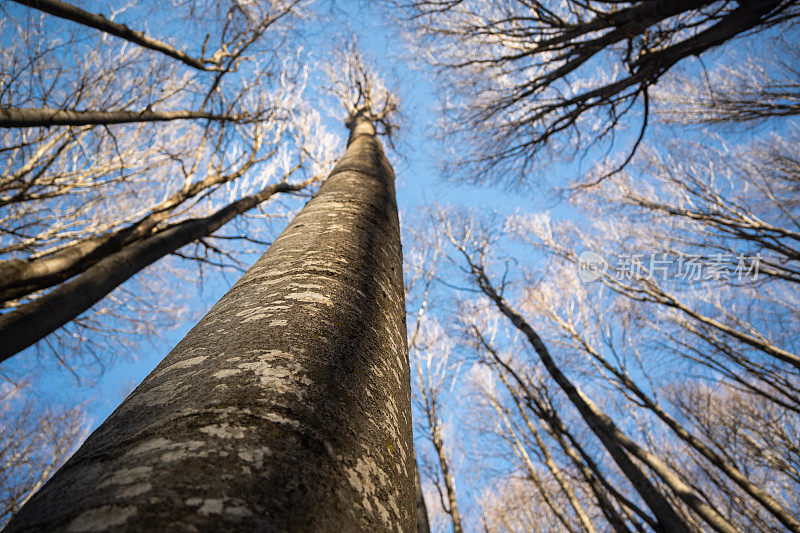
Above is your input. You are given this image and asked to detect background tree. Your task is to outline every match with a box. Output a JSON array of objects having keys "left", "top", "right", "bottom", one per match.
[
  {"left": 393, "top": 0, "right": 800, "bottom": 180},
  {"left": 410, "top": 48, "right": 800, "bottom": 528},
  {"left": 0, "top": 381, "right": 85, "bottom": 528},
  {"left": 405, "top": 224, "right": 465, "bottom": 532},
  {"left": 0, "top": 0, "right": 335, "bottom": 363}
]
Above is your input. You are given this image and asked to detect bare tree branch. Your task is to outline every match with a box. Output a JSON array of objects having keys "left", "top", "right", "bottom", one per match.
[
  {"left": 12, "top": 0, "right": 235, "bottom": 71},
  {"left": 0, "top": 107, "right": 233, "bottom": 128}
]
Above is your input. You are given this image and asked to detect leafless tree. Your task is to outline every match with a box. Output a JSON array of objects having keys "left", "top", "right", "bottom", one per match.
[
  {"left": 444, "top": 217, "right": 743, "bottom": 532},
  {"left": 382, "top": 3, "right": 800, "bottom": 531},
  {"left": 427, "top": 119, "right": 800, "bottom": 530},
  {"left": 0, "top": 0, "right": 337, "bottom": 363},
  {"left": 326, "top": 39, "right": 401, "bottom": 141},
  {"left": 0, "top": 380, "right": 86, "bottom": 528},
  {"left": 518, "top": 131, "right": 800, "bottom": 411},
  {"left": 6, "top": 45, "right": 418, "bottom": 531},
  {"left": 405, "top": 225, "right": 465, "bottom": 532},
  {"left": 456, "top": 310, "right": 651, "bottom": 533},
  {"left": 392, "top": 0, "right": 800, "bottom": 180}
]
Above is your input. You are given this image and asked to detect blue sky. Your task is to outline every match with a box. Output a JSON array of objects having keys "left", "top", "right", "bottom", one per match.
[
  {"left": 4, "top": 0, "right": 565, "bottom": 428},
  {"left": 0, "top": 4, "right": 659, "bottom": 527},
  {"left": 6, "top": 1, "right": 796, "bottom": 530},
  {"left": 1, "top": 4, "right": 564, "bottom": 527}
]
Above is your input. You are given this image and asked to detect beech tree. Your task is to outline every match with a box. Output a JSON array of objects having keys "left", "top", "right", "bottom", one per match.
[
  {"left": 0, "top": 0, "right": 333, "bottom": 363},
  {"left": 6, "top": 50, "right": 418, "bottom": 530},
  {"left": 404, "top": 42, "right": 800, "bottom": 523},
  {"left": 467, "top": 357, "right": 621, "bottom": 532}
]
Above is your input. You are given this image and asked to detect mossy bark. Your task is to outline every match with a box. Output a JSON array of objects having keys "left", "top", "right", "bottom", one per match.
[{"left": 6, "top": 117, "right": 415, "bottom": 532}]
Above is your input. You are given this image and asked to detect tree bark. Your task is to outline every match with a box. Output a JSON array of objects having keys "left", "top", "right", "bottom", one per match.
[{"left": 4, "top": 116, "right": 416, "bottom": 531}]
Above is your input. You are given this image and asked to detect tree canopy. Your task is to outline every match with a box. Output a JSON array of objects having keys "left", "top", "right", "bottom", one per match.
[{"left": 2, "top": 0, "right": 800, "bottom": 531}]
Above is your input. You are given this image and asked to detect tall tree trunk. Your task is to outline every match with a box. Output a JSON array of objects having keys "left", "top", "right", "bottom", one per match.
[{"left": 5, "top": 116, "right": 416, "bottom": 531}]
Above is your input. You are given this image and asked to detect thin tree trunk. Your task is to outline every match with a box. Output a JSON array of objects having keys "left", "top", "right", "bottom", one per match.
[
  {"left": 572, "top": 330, "right": 800, "bottom": 532},
  {"left": 416, "top": 467, "right": 431, "bottom": 533},
  {"left": 556, "top": 414, "right": 656, "bottom": 533},
  {"left": 497, "top": 372, "right": 601, "bottom": 533},
  {"left": 477, "top": 331, "right": 651, "bottom": 532},
  {"left": 544, "top": 413, "right": 641, "bottom": 533},
  {"left": 5, "top": 116, "right": 415, "bottom": 531},
  {"left": 489, "top": 396, "right": 580, "bottom": 533},
  {"left": 468, "top": 311, "right": 686, "bottom": 533},
  {"left": 428, "top": 418, "right": 464, "bottom": 533}
]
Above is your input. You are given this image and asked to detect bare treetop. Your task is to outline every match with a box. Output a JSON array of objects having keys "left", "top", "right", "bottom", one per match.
[{"left": 326, "top": 41, "right": 401, "bottom": 139}]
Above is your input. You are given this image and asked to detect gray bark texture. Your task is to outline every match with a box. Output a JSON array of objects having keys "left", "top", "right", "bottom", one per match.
[{"left": 5, "top": 117, "right": 416, "bottom": 532}]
